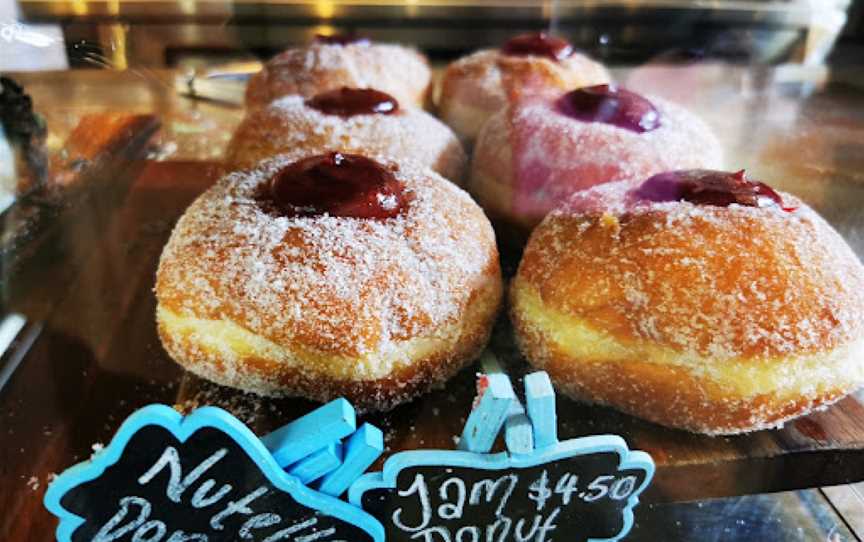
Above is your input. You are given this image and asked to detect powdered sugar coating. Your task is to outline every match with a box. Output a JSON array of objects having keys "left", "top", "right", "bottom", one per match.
[
  {"left": 438, "top": 48, "right": 611, "bottom": 142},
  {"left": 470, "top": 94, "right": 724, "bottom": 229},
  {"left": 245, "top": 42, "right": 431, "bottom": 109},
  {"left": 526, "top": 179, "right": 864, "bottom": 359},
  {"left": 511, "top": 178, "right": 864, "bottom": 433},
  {"left": 155, "top": 151, "right": 501, "bottom": 404},
  {"left": 226, "top": 95, "right": 466, "bottom": 184}
]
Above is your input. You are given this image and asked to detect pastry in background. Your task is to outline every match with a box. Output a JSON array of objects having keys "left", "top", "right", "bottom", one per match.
[
  {"left": 227, "top": 87, "right": 466, "bottom": 184},
  {"left": 1, "top": 77, "right": 159, "bottom": 278},
  {"left": 470, "top": 84, "right": 723, "bottom": 232},
  {"left": 0, "top": 76, "right": 48, "bottom": 202},
  {"left": 437, "top": 32, "right": 610, "bottom": 144},
  {"left": 156, "top": 150, "right": 502, "bottom": 411},
  {"left": 1, "top": 76, "right": 157, "bottom": 203},
  {"left": 245, "top": 35, "right": 432, "bottom": 110},
  {"left": 511, "top": 170, "right": 864, "bottom": 435}
]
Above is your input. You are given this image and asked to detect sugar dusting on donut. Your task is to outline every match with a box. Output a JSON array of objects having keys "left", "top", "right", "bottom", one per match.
[
  {"left": 156, "top": 152, "right": 500, "bottom": 389},
  {"left": 226, "top": 95, "right": 466, "bottom": 183},
  {"left": 506, "top": 94, "right": 724, "bottom": 220},
  {"left": 441, "top": 48, "right": 610, "bottom": 111},
  {"left": 512, "top": 177, "right": 864, "bottom": 433},
  {"left": 531, "top": 179, "right": 864, "bottom": 358},
  {"left": 437, "top": 47, "right": 610, "bottom": 141},
  {"left": 469, "top": 91, "right": 724, "bottom": 230},
  {"left": 246, "top": 42, "right": 431, "bottom": 108}
]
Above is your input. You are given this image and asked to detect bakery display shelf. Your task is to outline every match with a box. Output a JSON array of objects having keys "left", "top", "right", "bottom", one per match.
[
  {"left": 2, "top": 151, "right": 864, "bottom": 539},
  {"left": 2, "top": 65, "right": 864, "bottom": 539}
]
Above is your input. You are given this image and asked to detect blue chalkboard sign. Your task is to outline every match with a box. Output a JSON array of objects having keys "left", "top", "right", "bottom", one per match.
[
  {"left": 44, "top": 368, "right": 652, "bottom": 542},
  {"left": 349, "top": 370, "right": 654, "bottom": 542},
  {"left": 44, "top": 404, "right": 384, "bottom": 542}
]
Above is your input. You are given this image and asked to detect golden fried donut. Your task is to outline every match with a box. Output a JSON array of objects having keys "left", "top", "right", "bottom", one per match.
[
  {"left": 246, "top": 36, "right": 431, "bottom": 109},
  {"left": 470, "top": 85, "right": 723, "bottom": 233},
  {"left": 437, "top": 33, "right": 610, "bottom": 143},
  {"left": 511, "top": 170, "right": 864, "bottom": 434},
  {"left": 156, "top": 151, "right": 502, "bottom": 411},
  {"left": 227, "top": 88, "right": 466, "bottom": 184}
]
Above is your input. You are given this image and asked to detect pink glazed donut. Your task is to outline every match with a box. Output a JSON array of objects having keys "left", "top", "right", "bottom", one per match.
[{"left": 469, "top": 84, "right": 724, "bottom": 232}]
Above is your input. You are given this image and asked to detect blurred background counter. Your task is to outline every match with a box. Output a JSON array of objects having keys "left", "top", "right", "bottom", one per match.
[{"left": 6, "top": 0, "right": 860, "bottom": 70}]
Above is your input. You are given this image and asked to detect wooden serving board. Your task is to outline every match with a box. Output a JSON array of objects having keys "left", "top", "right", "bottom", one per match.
[{"left": 1, "top": 160, "right": 864, "bottom": 540}]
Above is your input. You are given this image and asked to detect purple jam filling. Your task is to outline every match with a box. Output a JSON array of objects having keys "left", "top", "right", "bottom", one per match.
[
  {"left": 557, "top": 85, "right": 661, "bottom": 133},
  {"left": 632, "top": 169, "right": 792, "bottom": 209}
]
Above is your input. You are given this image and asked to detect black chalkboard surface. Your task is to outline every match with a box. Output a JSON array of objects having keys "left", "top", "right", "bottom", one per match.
[
  {"left": 350, "top": 437, "right": 654, "bottom": 542},
  {"left": 44, "top": 405, "right": 383, "bottom": 542}
]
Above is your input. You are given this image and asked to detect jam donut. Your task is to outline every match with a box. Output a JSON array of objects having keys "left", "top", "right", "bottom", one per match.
[
  {"left": 156, "top": 151, "right": 502, "bottom": 411},
  {"left": 511, "top": 170, "right": 864, "bottom": 434},
  {"left": 227, "top": 87, "right": 467, "bottom": 184},
  {"left": 246, "top": 35, "right": 431, "bottom": 109},
  {"left": 437, "top": 32, "right": 611, "bottom": 143},
  {"left": 470, "top": 84, "right": 724, "bottom": 232}
]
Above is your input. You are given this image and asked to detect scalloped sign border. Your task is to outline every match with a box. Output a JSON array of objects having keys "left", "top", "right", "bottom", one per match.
[
  {"left": 43, "top": 404, "right": 385, "bottom": 542},
  {"left": 348, "top": 435, "right": 654, "bottom": 542}
]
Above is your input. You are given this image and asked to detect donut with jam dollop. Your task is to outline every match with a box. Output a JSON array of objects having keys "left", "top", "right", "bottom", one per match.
[
  {"left": 510, "top": 174, "right": 864, "bottom": 434},
  {"left": 469, "top": 86, "right": 723, "bottom": 233},
  {"left": 245, "top": 38, "right": 431, "bottom": 109},
  {"left": 227, "top": 90, "right": 466, "bottom": 183},
  {"left": 438, "top": 33, "right": 611, "bottom": 144},
  {"left": 155, "top": 151, "right": 502, "bottom": 411}
]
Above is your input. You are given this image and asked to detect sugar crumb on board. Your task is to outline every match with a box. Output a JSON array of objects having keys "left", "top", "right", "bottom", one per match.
[{"left": 90, "top": 442, "right": 104, "bottom": 457}]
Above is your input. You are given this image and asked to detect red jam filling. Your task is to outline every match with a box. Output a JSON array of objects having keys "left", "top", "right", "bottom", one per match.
[
  {"left": 314, "top": 33, "right": 369, "bottom": 46},
  {"left": 558, "top": 84, "right": 661, "bottom": 133},
  {"left": 501, "top": 32, "right": 574, "bottom": 61},
  {"left": 632, "top": 169, "right": 794, "bottom": 210},
  {"left": 306, "top": 87, "right": 399, "bottom": 117},
  {"left": 266, "top": 152, "right": 407, "bottom": 219}
]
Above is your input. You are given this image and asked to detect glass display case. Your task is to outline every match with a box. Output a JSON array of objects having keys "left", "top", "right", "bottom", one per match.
[{"left": 2, "top": 1, "right": 863, "bottom": 541}]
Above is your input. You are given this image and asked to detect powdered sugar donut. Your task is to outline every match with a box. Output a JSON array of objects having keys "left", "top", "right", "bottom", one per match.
[
  {"left": 246, "top": 36, "right": 431, "bottom": 109},
  {"left": 511, "top": 170, "right": 864, "bottom": 434},
  {"left": 470, "top": 85, "right": 724, "bottom": 232},
  {"left": 227, "top": 88, "right": 466, "bottom": 184},
  {"left": 437, "top": 33, "right": 610, "bottom": 143},
  {"left": 156, "top": 151, "right": 502, "bottom": 411}
]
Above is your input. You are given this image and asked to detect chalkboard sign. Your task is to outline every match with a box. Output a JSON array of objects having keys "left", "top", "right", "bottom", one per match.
[
  {"left": 44, "top": 405, "right": 384, "bottom": 542},
  {"left": 349, "top": 369, "right": 653, "bottom": 542},
  {"left": 349, "top": 437, "right": 652, "bottom": 542}
]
